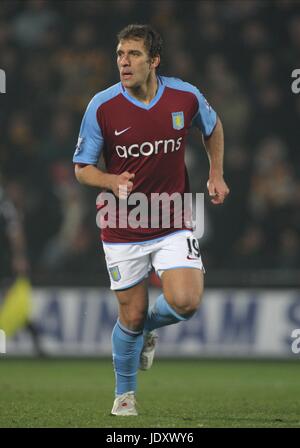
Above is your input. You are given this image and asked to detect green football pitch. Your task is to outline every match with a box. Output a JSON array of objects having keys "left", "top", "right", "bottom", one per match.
[{"left": 0, "top": 359, "right": 299, "bottom": 428}]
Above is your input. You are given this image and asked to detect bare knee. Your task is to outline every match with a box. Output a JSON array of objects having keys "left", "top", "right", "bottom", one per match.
[
  {"left": 169, "top": 287, "right": 203, "bottom": 317},
  {"left": 115, "top": 280, "right": 148, "bottom": 332},
  {"left": 119, "top": 307, "right": 147, "bottom": 332},
  {"left": 162, "top": 268, "right": 204, "bottom": 318}
]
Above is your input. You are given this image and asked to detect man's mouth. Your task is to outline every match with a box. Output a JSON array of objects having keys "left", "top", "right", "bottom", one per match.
[{"left": 122, "top": 71, "right": 133, "bottom": 79}]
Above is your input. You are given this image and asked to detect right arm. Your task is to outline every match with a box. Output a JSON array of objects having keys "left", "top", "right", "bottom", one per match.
[
  {"left": 73, "top": 94, "right": 134, "bottom": 198},
  {"left": 74, "top": 164, "right": 135, "bottom": 198},
  {"left": 73, "top": 93, "right": 135, "bottom": 199}
]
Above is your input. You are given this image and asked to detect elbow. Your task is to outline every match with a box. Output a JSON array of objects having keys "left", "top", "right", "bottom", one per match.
[
  {"left": 205, "top": 116, "right": 222, "bottom": 141},
  {"left": 216, "top": 115, "right": 223, "bottom": 131},
  {"left": 74, "top": 163, "right": 87, "bottom": 184}
]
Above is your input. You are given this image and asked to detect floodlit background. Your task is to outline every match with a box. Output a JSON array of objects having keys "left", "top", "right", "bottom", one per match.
[
  {"left": 0, "top": 0, "right": 300, "bottom": 429},
  {"left": 0, "top": 0, "right": 300, "bottom": 359}
]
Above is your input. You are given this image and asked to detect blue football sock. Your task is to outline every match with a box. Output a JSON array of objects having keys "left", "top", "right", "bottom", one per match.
[
  {"left": 111, "top": 319, "right": 144, "bottom": 396},
  {"left": 144, "top": 293, "right": 188, "bottom": 332}
]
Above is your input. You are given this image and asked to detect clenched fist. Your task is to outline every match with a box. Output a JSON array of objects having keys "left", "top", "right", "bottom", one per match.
[
  {"left": 207, "top": 177, "right": 230, "bottom": 205},
  {"left": 111, "top": 171, "right": 135, "bottom": 199}
]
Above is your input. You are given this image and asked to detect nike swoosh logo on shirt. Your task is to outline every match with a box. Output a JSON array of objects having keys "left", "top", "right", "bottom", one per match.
[{"left": 114, "top": 127, "right": 131, "bottom": 136}]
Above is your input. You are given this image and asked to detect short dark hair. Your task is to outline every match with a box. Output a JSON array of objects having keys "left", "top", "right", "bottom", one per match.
[{"left": 117, "top": 24, "right": 163, "bottom": 62}]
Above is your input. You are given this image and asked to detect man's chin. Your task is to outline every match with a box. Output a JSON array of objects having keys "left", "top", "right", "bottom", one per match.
[{"left": 121, "top": 77, "right": 137, "bottom": 89}]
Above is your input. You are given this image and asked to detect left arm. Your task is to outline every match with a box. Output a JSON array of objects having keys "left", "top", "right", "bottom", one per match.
[{"left": 202, "top": 116, "right": 230, "bottom": 205}]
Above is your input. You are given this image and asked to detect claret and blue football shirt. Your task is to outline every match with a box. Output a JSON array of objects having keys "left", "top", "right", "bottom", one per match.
[{"left": 73, "top": 76, "right": 217, "bottom": 243}]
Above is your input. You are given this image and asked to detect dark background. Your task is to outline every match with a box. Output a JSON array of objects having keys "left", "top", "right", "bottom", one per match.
[{"left": 1, "top": 0, "right": 300, "bottom": 287}]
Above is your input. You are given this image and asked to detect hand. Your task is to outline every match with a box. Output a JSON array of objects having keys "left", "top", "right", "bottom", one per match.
[
  {"left": 207, "top": 177, "right": 230, "bottom": 205},
  {"left": 110, "top": 171, "right": 135, "bottom": 199}
]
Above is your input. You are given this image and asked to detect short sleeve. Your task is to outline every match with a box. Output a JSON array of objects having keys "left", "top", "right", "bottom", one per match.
[
  {"left": 192, "top": 89, "right": 217, "bottom": 137},
  {"left": 73, "top": 96, "right": 104, "bottom": 165}
]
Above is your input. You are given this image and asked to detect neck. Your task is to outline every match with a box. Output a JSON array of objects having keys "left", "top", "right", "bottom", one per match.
[{"left": 125, "top": 73, "right": 158, "bottom": 105}]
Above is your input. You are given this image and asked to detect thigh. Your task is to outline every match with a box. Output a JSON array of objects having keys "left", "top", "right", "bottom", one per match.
[
  {"left": 161, "top": 268, "right": 204, "bottom": 309},
  {"left": 152, "top": 231, "right": 204, "bottom": 311},
  {"left": 102, "top": 242, "right": 152, "bottom": 290}
]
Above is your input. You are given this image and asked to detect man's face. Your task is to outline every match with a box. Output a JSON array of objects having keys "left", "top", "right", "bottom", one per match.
[{"left": 116, "top": 38, "right": 159, "bottom": 89}]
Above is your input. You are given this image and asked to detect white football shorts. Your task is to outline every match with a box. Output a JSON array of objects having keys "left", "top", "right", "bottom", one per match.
[{"left": 102, "top": 230, "right": 204, "bottom": 290}]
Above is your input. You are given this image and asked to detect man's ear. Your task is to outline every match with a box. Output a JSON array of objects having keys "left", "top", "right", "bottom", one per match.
[{"left": 151, "top": 55, "right": 160, "bottom": 69}]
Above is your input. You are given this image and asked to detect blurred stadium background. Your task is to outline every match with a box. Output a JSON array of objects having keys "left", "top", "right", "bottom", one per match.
[{"left": 0, "top": 0, "right": 300, "bottom": 428}]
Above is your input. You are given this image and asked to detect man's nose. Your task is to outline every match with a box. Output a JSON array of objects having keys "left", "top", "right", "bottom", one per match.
[{"left": 120, "top": 55, "right": 130, "bottom": 65}]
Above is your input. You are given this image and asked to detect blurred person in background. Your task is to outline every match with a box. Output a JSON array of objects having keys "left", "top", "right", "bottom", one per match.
[
  {"left": 39, "top": 161, "right": 87, "bottom": 274},
  {"left": 0, "top": 177, "right": 44, "bottom": 356},
  {"left": 73, "top": 24, "right": 229, "bottom": 416}
]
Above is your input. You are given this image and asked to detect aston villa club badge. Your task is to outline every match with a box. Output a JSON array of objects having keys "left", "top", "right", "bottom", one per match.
[
  {"left": 109, "top": 266, "right": 121, "bottom": 282},
  {"left": 172, "top": 111, "right": 184, "bottom": 130}
]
